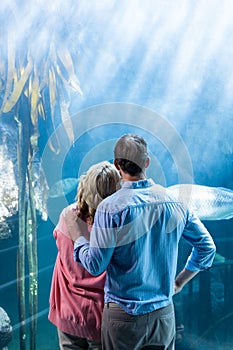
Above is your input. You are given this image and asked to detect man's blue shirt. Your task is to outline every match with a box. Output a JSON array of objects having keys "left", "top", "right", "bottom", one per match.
[{"left": 74, "top": 179, "right": 216, "bottom": 315}]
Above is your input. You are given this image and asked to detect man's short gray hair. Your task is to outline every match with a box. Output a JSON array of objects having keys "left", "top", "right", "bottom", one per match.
[{"left": 114, "top": 134, "right": 148, "bottom": 175}]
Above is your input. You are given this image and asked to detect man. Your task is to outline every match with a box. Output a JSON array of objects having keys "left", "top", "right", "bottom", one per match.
[{"left": 73, "top": 134, "right": 216, "bottom": 350}]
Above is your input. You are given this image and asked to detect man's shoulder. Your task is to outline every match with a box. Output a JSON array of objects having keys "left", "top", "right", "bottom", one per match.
[{"left": 97, "top": 188, "right": 129, "bottom": 214}]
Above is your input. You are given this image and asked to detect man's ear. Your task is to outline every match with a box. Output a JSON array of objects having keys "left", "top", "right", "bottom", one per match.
[
  {"left": 114, "top": 159, "right": 120, "bottom": 170},
  {"left": 145, "top": 157, "right": 150, "bottom": 169}
]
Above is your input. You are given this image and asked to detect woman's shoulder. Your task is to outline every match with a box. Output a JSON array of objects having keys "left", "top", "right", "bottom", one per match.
[
  {"left": 55, "top": 204, "right": 78, "bottom": 235},
  {"left": 61, "top": 203, "right": 77, "bottom": 215}
]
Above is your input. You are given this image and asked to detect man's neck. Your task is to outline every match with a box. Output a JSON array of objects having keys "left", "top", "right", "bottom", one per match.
[{"left": 121, "top": 172, "right": 146, "bottom": 182}]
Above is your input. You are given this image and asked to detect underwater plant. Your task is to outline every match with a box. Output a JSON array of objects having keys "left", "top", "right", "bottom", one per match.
[{"left": 0, "top": 1, "right": 82, "bottom": 349}]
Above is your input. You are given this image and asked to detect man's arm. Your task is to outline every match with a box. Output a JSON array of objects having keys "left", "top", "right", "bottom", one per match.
[
  {"left": 73, "top": 204, "right": 116, "bottom": 276},
  {"left": 182, "top": 212, "right": 216, "bottom": 272},
  {"left": 74, "top": 237, "right": 114, "bottom": 276},
  {"left": 174, "top": 211, "right": 216, "bottom": 294},
  {"left": 174, "top": 268, "right": 199, "bottom": 294}
]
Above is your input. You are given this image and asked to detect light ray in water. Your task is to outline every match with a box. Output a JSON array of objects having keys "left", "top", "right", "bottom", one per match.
[
  {"left": 0, "top": 265, "right": 53, "bottom": 291},
  {"left": 12, "top": 307, "right": 50, "bottom": 331},
  {"left": 0, "top": 233, "right": 54, "bottom": 254}
]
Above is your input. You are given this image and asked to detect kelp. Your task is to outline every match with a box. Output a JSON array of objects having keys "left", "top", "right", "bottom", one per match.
[
  {"left": 26, "top": 157, "right": 38, "bottom": 350},
  {"left": 0, "top": 2, "right": 82, "bottom": 349},
  {"left": 0, "top": 49, "right": 80, "bottom": 150},
  {"left": 2, "top": 58, "right": 33, "bottom": 113},
  {"left": 57, "top": 47, "right": 83, "bottom": 95},
  {"left": 0, "top": 27, "right": 82, "bottom": 154},
  {"left": 30, "top": 68, "right": 40, "bottom": 127},
  {"left": 1, "top": 31, "right": 16, "bottom": 110},
  {"left": 16, "top": 103, "right": 29, "bottom": 350},
  {"left": 59, "top": 83, "right": 75, "bottom": 145}
]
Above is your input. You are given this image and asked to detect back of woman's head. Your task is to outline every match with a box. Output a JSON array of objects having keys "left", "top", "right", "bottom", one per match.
[{"left": 76, "top": 161, "right": 121, "bottom": 224}]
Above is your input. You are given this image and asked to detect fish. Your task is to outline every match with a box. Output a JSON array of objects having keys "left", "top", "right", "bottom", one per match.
[
  {"left": 213, "top": 252, "right": 225, "bottom": 263},
  {"left": 167, "top": 184, "right": 233, "bottom": 221},
  {"left": 48, "top": 177, "right": 79, "bottom": 198},
  {"left": 48, "top": 178, "right": 233, "bottom": 221}
]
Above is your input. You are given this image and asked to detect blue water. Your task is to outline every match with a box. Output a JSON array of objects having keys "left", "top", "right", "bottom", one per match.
[{"left": 0, "top": 1, "right": 233, "bottom": 349}]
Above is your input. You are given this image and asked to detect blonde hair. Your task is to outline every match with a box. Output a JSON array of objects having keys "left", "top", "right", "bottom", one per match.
[{"left": 75, "top": 161, "right": 121, "bottom": 225}]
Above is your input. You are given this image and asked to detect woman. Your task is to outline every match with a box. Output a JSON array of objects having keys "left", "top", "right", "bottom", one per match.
[{"left": 48, "top": 161, "right": 121, "bottom": 350}]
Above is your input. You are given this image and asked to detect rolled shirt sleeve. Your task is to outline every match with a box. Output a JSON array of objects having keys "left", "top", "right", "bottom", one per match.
[
  {"left": 74, "top": 204, "right": 117, "bottom": 276},
  {"left": 183, "top": 211, "right": 216, "bottom": 271}
]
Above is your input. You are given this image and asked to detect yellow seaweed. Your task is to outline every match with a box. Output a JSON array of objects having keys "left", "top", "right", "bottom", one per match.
[
  {"left": 38, "top": 101, "right": 46, "bottom": 120},
  {"left": 1, "top": 32, "right": 16, "bottom": 112},
  {"left": 2, "top": 58, "right": 33, "bottom": 113},
  {"left": 60, "top": 89, "right": 74, "bottom": 144},
  {"left": 30, "top": 69, "right": 40, "bottom": 126},
  {"left": 57, "top": 47, "right": 83, "bottom": 95},
  {"left": 49, "top": 66, "right": 56, "bottom": 109},
  {"left": 47, "top": 136, "right": 60, "bottom": 155},
  {"left": 48, "top": 66, "right": 61, "bottom": 154}
]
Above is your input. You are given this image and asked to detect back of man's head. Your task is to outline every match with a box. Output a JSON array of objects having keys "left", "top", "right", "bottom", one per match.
[{"left": 114, "top": 134, "right": 148, "bottom": 176}]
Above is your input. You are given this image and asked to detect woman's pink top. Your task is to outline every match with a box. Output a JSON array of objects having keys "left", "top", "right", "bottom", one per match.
[{"left": 48, "top": 204, "right": 106, "bottom": 340}]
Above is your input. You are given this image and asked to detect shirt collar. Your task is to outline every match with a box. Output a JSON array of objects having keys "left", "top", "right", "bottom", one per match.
[{"left": 121, "top": 178, "right": 155, "bottom": 189}]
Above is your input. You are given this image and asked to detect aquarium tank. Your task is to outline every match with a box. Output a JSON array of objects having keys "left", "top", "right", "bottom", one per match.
[{"left": 0, "top": 1, "right": 233, "bottom": 349}]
